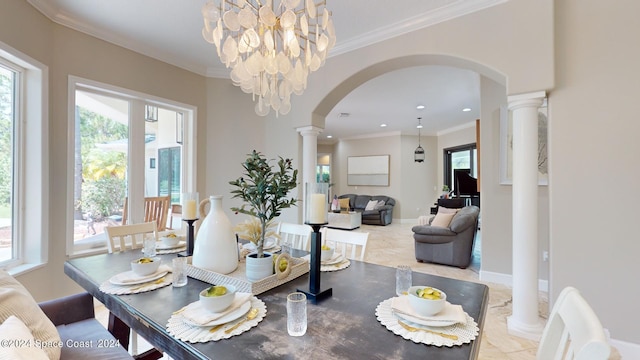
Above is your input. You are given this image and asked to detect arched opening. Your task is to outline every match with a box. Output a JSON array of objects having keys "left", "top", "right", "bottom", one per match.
[{"left": 307, "top": 54, "right": 507, "bottom": 275}]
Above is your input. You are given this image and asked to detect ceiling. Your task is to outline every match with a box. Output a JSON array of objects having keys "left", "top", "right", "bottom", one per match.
[{"left": 27, "top": 0, "right": 501, "bottom": 143}]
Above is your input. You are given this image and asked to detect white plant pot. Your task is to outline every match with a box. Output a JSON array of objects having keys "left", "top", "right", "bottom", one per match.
[
  {"left": 192, "top": 195, "right": 239, "bottom": 274},
  {"left": 245, "top": 252, "right": 273, "bottom": 282}
]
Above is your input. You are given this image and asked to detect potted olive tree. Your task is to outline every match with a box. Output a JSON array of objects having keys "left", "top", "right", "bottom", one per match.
[{"left": 229, "top": 150, "right": 298, "bottom": 281}]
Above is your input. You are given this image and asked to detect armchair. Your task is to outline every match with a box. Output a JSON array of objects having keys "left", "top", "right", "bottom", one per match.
[
  {"left": 0, "top": 269, "right": 133, "bottom": 359},
  {"left": 412, "top": 205, "right": 479, "bottom": 268},
  {"left": 39, "top": 293, "right": 135, "bottom": 359}
]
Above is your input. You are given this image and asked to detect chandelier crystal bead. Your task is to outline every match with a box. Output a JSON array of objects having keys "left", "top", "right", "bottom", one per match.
[{"left": 202, "top": 0, "right": 336, "bottom": 117}]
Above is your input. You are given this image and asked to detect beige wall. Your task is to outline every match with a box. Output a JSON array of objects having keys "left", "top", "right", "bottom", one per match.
[{"left": 550, "top": 0, "right": 640, "bottom": 343}]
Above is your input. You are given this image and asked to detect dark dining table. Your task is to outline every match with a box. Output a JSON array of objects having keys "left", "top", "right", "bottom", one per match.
[{"left": 64, "top": 251, "right": 489, "bottom": 359}]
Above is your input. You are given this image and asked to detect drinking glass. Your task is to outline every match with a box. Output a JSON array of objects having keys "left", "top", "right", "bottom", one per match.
[
  {"left": 143, "top": 234, "right": 157, "bottom": 257},
  {"left": 281, "top": 239, "right": 292, "bottom": 255},
  {"left": 395, "top": 265, "right": 412, "bottom": 296},
  {"left": 172, "top": 257, "right": 188, "bottom": 287},
  {"left": 286, "top": 292, "right": 307, "bottom": 336}
]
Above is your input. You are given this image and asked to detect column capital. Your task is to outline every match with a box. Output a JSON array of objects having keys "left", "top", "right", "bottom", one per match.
[
  {"left": 508, "top": 91, "right": 546, "bottom": 111},
  {"left": 296, "top": 125, "right": 324, "bottom": 137}
]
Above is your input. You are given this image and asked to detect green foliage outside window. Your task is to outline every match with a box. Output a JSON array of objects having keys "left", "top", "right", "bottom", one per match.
[{"left": 75, "top": 107, "right": 128, "bottom": 218}]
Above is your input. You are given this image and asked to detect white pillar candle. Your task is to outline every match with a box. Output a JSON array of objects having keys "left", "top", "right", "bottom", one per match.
[
  {"left": 183, "top": 199, "right": 197, "bottom": 220},
  {"left": 309, "top": 193, "right": 326, "bottom": 223}
]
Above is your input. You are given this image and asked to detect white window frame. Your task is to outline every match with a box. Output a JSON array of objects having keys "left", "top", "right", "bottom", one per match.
[
  {"left": 0, "top": 41, "right": 49, "bottom": 275},
  {"left": 66, "top": 76, "right": 197, "bottom": 257}
]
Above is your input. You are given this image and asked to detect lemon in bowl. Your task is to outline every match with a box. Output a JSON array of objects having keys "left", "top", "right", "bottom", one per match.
[
  {"left": 200, "top": 285, "right": 236, "bottom": 313},
  {"left": 131, "top": 257, "right": 161, "bottom": 276},
  {"left": 407, "top": 286, "right": 446, "bottom": 316},
  {"left": 160, "top": 232, "right": 180, "bottom": 247}
]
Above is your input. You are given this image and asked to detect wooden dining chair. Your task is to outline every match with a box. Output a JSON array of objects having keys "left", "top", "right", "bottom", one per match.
[
  {"left": 104, "top": 221, "right": 158, "bottom": 254},
  {"left": 276, "top": 222, "right": 312, "bottom": 251},
  {"left": 121, "top": 196, "right": 171, "bottom": 231},
  {"left": 168, "top": 203, "right": 182, "bottom": 230},
  {"left": 320, "top": 228, "right": 369, "bottom": 261},
  {"left": 537, "top": 286, "right": 610, "bottom": 360},
  {"left": 103, "top": 221, "right": 162, "bottom": 359}
]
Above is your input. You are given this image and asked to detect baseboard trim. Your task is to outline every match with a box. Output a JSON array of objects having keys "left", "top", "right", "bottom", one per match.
[{"left": 479, "top": 270, "right": 549, "bottom": 292}]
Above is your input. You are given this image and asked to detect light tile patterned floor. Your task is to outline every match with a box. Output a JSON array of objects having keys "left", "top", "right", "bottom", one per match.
[{"left": 95, "top": 222, "right": 620, "bottom": 359}]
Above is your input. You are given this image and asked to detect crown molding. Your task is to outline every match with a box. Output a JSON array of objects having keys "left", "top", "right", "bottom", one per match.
[
  {"left": 27, "top": 0, "right": 210, "bottom": 76},
  {"left": 330, "top": 0, "right": 508, "bottom": 57},
  {"left": 28, "top": 0, "right": 507, "bottom": 79}
]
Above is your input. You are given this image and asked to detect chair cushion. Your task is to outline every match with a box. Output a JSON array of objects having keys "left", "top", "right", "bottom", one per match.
[
  {"left": 431, "top": 212, "right": 456, "bottom": 228},
  {"left": 0, "top": 315, "right": 49, "bottom": 360},
  {"left": 57, "top": 319, "right": 133, "bottom": 360},
  {"left": 0, "top": 270, "right": 61, "bottom": 360}
]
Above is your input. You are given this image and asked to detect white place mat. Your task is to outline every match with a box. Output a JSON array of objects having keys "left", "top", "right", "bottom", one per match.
[
  {"left": 321, "top": 258, "right": 350, "bottom": 272},
  {"left": 100, "top": 273, "right": 173, "bottom": 295},
  {"left": 167, "top": 296, "right": 266, "bottom": 343},
  {"left": 375, "top": 297, "right": 479, "bottom": 347}
]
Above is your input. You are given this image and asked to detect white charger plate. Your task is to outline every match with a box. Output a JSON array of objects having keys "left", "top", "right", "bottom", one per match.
[
  {"left": 109, "top": 270, "right": 168, "bottom": 286},
  {"left": 321, "top": 253, "right": 344, "bottom": 265},
  {"left": 180, "top": 300, "right": 251, "bottom": 327},
  {"left": 242, "top": 238, "right": 277, "bottom": 251},
  {"left": 156, "top": 240, "right": 186, "bottom": 250}
]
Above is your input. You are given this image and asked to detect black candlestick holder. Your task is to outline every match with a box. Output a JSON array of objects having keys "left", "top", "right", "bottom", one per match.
[
  {"left": 298, "top": 223, "right": 332, "bottom": 304},
  {"left": 178, "top": 218, "right": 198, "bottom": 257}
]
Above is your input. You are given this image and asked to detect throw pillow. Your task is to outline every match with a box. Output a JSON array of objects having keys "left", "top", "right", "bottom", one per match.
[
  {"left": 0, "top": 270, "right": 61, "bottom": 360},
  {"left": 338, "top": 198, "right": 350, "bottom": 210},
  {"left": 374, "top": 200, "right": 386, "bottom": 210},
  {"left": 437, "top": 206, "right": 459, "bottom": 215},
  {"left": 431, "top": 212, "right": 456, "bottom": 228},
  {"left": 365, "top": 200, "right": 378, "bottom": 211},
  {"left": 0, "top": 316, "right": 49, "bottom": 360}
]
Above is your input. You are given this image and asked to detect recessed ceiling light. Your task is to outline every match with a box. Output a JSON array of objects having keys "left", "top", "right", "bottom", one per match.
[
  {"left": 327, "top": 135, "right": 333, "bottom": 138},
  {"left": 380, "top": 124, "right": 387, "bottom": 127},
  {"left": 416, "top": 105, "right": 425, "bottom": 110},
  {"left": 462, "top": 108, "right": 471, "bottom": 112}
]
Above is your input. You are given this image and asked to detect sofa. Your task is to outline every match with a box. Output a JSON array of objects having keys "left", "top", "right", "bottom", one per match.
[
  {"left": 0, "top": 270, "right": 134, "bottom": 359},
  {"left": 411, "top": 205, "right": 479, "bottom": 268},
  {"left": 338, "top": 194, "right": 395, "bottom": 225}
]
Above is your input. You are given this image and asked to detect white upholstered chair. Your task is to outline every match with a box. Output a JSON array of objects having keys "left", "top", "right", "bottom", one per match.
[
  {"left": 320, "top": 228, "right": 369, "bottom": 261},
  {"left": 537, "top": 286, "right": 610, "bottom": 360},
  {"left": 276, "top": 222, "right": 312, "bottom": 251}
]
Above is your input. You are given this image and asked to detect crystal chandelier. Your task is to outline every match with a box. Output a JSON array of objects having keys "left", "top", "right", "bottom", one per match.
[{"left": 201, "top": 0, "right": 336, "bottom": 117}]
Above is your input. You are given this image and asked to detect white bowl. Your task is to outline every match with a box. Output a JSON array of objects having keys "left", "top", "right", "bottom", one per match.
[
  {"left": 160, "top": 234, "right": 180, "bottom": 247},
  {"left": 407, "top": 286, "right": 446, "bottom": 316},
  {"left": 131, "top": 257, "right": 161, "bottom": 276},
  {"left": 321, "top": 247, "right": 334, "bottom": 261},
  {"left": 200, "top": 285, "right": 237, "bottom": 313}
]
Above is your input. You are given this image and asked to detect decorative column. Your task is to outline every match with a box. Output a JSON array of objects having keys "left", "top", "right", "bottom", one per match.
[
  {"left": 507, "top": 91, "right": 545, "bottom": 340},
  {"left": 297, "top": 126, "right": 323, "bottom": 220}
]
